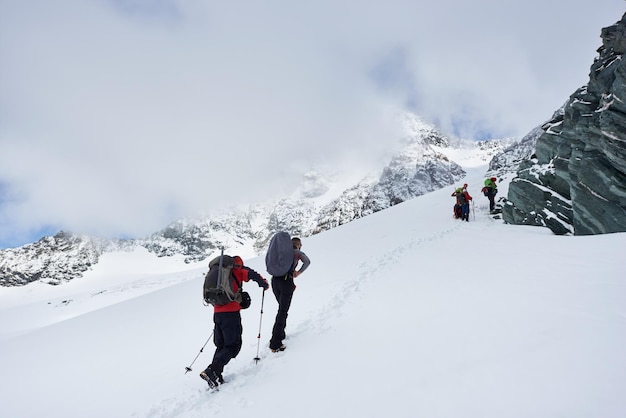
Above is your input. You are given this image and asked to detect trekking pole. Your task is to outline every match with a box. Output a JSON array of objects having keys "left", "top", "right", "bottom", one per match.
[
  {"left": 471, "top": 200, "right": 475, "bottom": 221},
  {"left": 253, "top": 290, "right": 266, "bottom": 364},
  {"left": 184, "top": 330, "right": 214, "bottom": 374}
]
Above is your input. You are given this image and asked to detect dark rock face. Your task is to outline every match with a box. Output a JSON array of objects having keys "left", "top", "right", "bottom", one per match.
[{"left": 503, "top": 13, "right": 626, "bottom": 235}]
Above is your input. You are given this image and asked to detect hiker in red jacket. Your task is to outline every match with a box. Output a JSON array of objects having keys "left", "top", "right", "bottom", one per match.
[
  {"left": 451, "top": 186, "right": 472, "bottom": 221},
  {"left": 200, "top": 256, "right": 268, "bottom": 388}
]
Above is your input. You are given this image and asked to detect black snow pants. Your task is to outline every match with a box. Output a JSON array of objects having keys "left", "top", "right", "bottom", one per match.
[
  {"left": 210, "top": 311, "right": 242, "bottom": 375},
  {"left": 487, "top": 189, "right": 496, "bottom": 211},
  {"left": 269, "top": 275, "right": 295, "bottom": 350}
]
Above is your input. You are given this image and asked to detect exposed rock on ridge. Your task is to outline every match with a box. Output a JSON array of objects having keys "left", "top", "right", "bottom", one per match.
[
  {"left": 503, "top": 13, "right": 626, "bottom": 235},
  {"left": 314, "top": 119, "right": 465, "bottom": 232},
  {"left": 0, "top": 232, "right": 129, "bottom": 286}
]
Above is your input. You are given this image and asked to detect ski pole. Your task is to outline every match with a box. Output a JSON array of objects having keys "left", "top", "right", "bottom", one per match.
[
  {"left": 471, "top": 200, "right": 475, "bottom": 221},
  {"left": 184, "top": 330, "right": 214, "bottom": 374},
  {"left": 254, "top": 290, "right": 266, "bottom": 364}
]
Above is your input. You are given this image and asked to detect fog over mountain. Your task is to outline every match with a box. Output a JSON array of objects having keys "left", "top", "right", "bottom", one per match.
[
  {"left": 1, "top": 114, "right": 513, "bottom": 286},
  {"left": 1, "top": 1, "right": 623, "bottom": 250}
]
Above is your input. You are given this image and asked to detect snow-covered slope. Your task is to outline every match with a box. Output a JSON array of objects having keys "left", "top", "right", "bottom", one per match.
[{"left": 0, "top": 162, "right": 624, "bottom": 418}]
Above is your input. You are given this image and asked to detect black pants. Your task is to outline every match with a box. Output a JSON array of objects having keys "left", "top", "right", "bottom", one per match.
[
  {"left": 209, "top": 311, "right": 242, "bottom": 375},
  {"left": 487, "top": 193, "right": 496, "bottom": 211},
  {"left": 269, "top": 275, "right": 295, "bottom": 350}
]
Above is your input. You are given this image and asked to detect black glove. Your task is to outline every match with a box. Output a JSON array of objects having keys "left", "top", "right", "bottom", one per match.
[{"left": 240, "top": 291, "right": 251, "bottom": 309}]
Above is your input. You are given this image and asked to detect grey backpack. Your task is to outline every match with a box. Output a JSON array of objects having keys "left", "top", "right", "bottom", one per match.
[
  {"left": 203, "top": 254, "right": 242, "bottom": 306},
  {"left": 265, "top": 231, "right": 294, "bottom": 277}
]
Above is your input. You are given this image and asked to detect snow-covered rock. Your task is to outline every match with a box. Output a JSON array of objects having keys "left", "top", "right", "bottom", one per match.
[{"left": 504, "top": 13, "right": 626, "bottom": 235}]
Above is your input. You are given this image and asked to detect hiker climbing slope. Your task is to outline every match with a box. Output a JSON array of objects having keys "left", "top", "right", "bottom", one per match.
[
  {"left": 451, "top": 185, "right": 472, "bottom": 221},
  {"left": 482, "top": 177, "right": 498, "bottom": 213},
  {"left": 200, "top": 255, "right": 268, "bottom": 389},
  {"left": 265, "top": 233, "right": 311, "bottom": 353}
]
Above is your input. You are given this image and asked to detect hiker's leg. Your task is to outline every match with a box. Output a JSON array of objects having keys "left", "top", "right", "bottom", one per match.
[
  {"left": 270, "top": 277, "right": 294, "bottom": 349},
  {"left": 210, "top": 312, "right": 242, "bottom": 374}
]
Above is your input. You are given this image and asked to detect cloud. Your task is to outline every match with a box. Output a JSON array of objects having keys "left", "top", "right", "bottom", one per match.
[{"left": 1, "top": 0, "right": 624, "bottom": 246}]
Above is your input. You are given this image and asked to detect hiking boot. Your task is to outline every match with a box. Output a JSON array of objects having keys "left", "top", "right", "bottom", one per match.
[
  {"left": 271, "top": 344, "right": 286, "bottom": 353},
  {"left": 200, "top": 368, "right": 220, "bottom": 389}
]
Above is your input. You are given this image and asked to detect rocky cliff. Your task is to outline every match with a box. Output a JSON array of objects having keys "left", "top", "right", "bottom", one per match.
[{"left": 503, "top": 13, "right": 626, "bottom": 235}]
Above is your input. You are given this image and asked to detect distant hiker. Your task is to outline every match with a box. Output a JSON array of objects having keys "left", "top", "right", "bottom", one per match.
[
  {"left": 451, "top": 187, "right": 472, "bottom": 221},
  {"left": 451, "top": 188, "right": 463, "bottom": 219},
  {"left": 266, "top": 235, "right": 311, "bottom": 353},
  {"left": 200, "top": 255, "right": 268, "bottom": 389},
  {"left": 482, "top": 177, "right": 498, "bottom": 213}
]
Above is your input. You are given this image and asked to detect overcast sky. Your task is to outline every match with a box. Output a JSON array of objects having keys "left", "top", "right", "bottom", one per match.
[{"left": 1, "top": 0, "right": 624, "bottom": 249}]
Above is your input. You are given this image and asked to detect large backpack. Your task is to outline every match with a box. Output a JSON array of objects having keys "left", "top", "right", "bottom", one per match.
[
  {"left": 453, "top": 204, "right": 462, "bottom": 219},
  {"left": 203, "top": 253, "right": 242, "bottom": 306},
  {"left": 265, "top": 231, "right": 294, "bottom": 277},
  {"left": 456, "top": 192, "right": 467, "bottom": 205}
]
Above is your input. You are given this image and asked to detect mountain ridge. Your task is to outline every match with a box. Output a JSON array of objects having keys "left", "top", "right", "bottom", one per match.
[{"left": 0, "top": 114, "right": 514, "bottom": 287}]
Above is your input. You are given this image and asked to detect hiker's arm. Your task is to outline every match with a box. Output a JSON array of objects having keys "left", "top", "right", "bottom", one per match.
[
  {"left": 293, "top": 250, "right": 310, "bottom": 277},
  {"left": 243, "top": 266, "right": 269, "bottom": 289}
]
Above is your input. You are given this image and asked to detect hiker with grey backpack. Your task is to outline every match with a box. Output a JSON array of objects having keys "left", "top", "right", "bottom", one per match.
[
  {"left": 200, "top": 254, "right": 268, "bottom": 389},
  {"left": 265, "top": 233, "right": 311, "bottom": 353}
]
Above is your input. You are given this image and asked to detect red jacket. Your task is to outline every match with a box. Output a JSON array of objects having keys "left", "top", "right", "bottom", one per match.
[
  {"left": 214, "top": 265, "right": 267, "bottom": 313},
  {"left": 452, "top": 190, "right": 472, "bottom": 204}
]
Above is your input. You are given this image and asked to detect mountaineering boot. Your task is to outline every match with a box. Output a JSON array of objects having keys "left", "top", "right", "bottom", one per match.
[
  {"left": 200, "top": 367, "right": 220, "bottom": 389},
  {"left": 271, "top": 344, "right": 286, "bottom": 353}
]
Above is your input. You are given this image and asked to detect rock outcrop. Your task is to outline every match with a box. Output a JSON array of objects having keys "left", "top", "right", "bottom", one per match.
[{"left": 503, "top": 13, "right": 626, "bottom": 235}]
